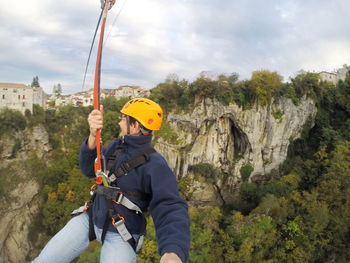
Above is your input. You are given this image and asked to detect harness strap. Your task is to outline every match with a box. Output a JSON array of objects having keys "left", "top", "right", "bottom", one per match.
[
  {"left": 106, "top": 145, "right": 124, "bottom": 173},
  {"left": 114, "top": 194, "right": 142, "bottom": 214},
  {"left": 101, "top": 216, "right": 109, "bottom": 243},
  {"left": 94, "top": 185, "right": 147, "bottom": 213},
  {"left": 88, "top": 194, "right": 97, "bottom": 241},
  {"left": 109, "top": 148, "right": 156, "bottom": 183},
  {"left": 127, "top": 191, "right": 151, "bottom": 201},
  {"left": 100, "top": 193, "right": 138, "bottom": 251}
]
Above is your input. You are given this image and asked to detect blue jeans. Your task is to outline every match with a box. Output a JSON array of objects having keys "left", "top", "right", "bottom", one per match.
[{"left": 32, "top": 213, "right": 136, "bottom": 263}]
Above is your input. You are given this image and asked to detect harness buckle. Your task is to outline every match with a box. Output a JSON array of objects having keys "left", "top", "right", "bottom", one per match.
[
  {"left": 117, "top": 192, "right": 124, "bottom": 203},
  {"left": 112, "top": 191, "right": 124, "bottom": 205},
  {"left": 71, "top": 201, "right": 92, "bottom": 216},
  {"left": 111, "top": 215, "right": 133, "bottom": 242},
  {"left": 96, "top": 171, "right": 110, "bottom": 186},
  {"left": 90, "top": 184, "right": 97, "bottom": 195},
  {"left": 112, "top": 215, "right": 125, "bottom": 226}
]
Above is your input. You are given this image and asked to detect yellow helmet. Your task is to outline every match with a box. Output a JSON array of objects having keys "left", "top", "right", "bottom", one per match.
[{"left": 120, "top": 98, "right": 163, "bottom": 131}]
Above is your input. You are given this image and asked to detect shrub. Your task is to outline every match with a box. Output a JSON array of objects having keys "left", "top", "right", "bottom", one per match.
[
  {"left": 0, "top": 108, "right": 27, "bottom": 137},
  {"left": 240, "top": 164, "right": 254, "bottom": 182}
]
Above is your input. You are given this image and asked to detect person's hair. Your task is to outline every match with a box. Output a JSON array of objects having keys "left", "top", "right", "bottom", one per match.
[{"left": 127, "top": 115, "right": 152, "bottom": 135}]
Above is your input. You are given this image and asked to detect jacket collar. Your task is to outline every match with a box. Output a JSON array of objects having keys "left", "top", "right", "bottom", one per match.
[{"left": 120, "top": 134, "right": 152, "bottom": 150}]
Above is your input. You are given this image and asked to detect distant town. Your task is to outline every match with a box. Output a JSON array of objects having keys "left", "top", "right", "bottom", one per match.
[
  {"left": 0, "top": 64, "right": 349, "bottom": 114},
  {"left": 0, "top": 84, "right": 149, "bottom": 114}
]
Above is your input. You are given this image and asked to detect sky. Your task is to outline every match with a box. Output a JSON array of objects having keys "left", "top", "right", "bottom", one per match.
[{"left": 0, "top": 0, "right": 349, "bottom": 95}]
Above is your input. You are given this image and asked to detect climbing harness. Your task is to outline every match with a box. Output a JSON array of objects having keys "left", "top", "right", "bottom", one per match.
[{"left": 72, "top": 147, "right": 156, "bottom": 252}]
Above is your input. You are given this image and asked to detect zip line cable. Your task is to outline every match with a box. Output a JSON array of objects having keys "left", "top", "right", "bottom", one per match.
[
  {"left": 104, "top": 0, "right": 128, "bottom": 46},
  {"left": 81, "top": 9, "right": 104, "bottom": 92},
  {"left": 81, "top": 0, "right": 127, "bottom": 92}
]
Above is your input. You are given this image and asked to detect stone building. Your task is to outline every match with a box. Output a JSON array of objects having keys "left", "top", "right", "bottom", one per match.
[
  {"left": 319, "top": 71, "right": 337, "bottom": 84},
  {"left": 0, "top": 83, "right": 46, "bottom": 114},
  {"left": 113, "top": 85, "right": 150, "bottom": 99},
  {"left": 319, "top": 64, "right": 350, "bottom": 84}
]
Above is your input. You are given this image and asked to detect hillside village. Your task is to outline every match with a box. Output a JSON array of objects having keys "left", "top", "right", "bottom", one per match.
[
  {"left": 0, "top": 64, "right": 349, "bottom": 114},
  {"left": 0, "top": 84, "right": 149, "bottom": 114},
  {"left": 50, "top": 85, "right": 149, "bottom": 108}
]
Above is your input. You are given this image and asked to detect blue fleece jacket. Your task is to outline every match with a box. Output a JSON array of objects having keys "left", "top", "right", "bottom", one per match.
[{"left": 79, "top": 135, "right": 190, "bottom": 262}]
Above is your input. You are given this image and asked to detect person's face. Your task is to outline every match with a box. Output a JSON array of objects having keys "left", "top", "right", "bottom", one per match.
[{"left": 118, "top": 114, "right": 140, "bottom": 136}]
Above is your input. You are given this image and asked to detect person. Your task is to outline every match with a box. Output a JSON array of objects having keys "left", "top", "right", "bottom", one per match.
[{"left": 33, "top": 98, "right": 190, "bottom": 263}]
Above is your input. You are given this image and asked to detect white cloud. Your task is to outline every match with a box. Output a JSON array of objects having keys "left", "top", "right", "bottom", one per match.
[{"left": 0, "top": 0, "right": 349, "bottom": 94}]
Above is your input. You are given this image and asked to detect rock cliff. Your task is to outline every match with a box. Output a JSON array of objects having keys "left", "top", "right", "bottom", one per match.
[
  {"left": 0, "top": 125, "right": 50, "bottom": 263},
  {"left": 154, "top": 96, "right": 317, "bottom": 205}
]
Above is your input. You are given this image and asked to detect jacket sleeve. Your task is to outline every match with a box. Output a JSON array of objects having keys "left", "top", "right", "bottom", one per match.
[
  {"left": 79, "top": 138, "right": 120, "bottom": 178},
  {"left": 147, "top": 155, "right": 190, "bottom": 263},
  {"left": 79, "top": 138, "right": 97, "bottom": 178}
]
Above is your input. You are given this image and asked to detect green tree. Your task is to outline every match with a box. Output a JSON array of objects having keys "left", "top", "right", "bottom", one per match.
[
  {"left": 102, "top": 111, "right": 120, "bottom": 144},
  {"left": 0, "top": 108, "right": 27, "bottom": 137},
  {"left": 250, "top": 70, "right": 283, "bottom": 106},
  {"left": 28, "top": 104, "right": 46, "bottom": 126},
  {"left": 53, "top": 83, "right": 63, "bottom": 97},
  {"left": 150, "top": 79, "right": 192, "bottom": 112},
  {"left": 101, "top": 96, "right": 129, "bottom": 113},
  {"left": 335, "top": 72, "right": 350, "bottom": 114},
  {"left": 189, "top": 207, "right": 223, "bottom": 262},
  {"left": 290, "top": 72, "right": 319, "bottom": 98},
  {"left": 240, "top": 164, "right": 254, "bottom": 182},
  {"left": 316, "top": 141, "right": 350, "bottom": 261},
  {"left": 31, "top": 76, "right": 40, "bottom": 87}
]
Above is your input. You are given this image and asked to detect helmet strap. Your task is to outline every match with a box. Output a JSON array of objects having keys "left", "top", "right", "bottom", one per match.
[
  {"left": 126, "top": 115, "right": 131, "bottom": 135},
  {"left": 140, "top": 127, "right": 150, "bottom": 136}
]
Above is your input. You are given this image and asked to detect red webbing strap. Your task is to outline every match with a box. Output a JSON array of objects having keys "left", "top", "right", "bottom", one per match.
[{"left": 93, "top": 0, "right": 115, "bottom": 173}]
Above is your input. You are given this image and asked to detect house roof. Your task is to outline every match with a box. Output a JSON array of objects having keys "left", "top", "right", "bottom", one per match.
[
  {"left": 0, "top": 83, "right": 32, "bottom": 89},
  {"left": 319, "top": 71, "right": 337, "bottom": 75}
]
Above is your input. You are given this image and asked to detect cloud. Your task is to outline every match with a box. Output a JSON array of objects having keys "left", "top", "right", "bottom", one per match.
[{"left": 0, "top": 0, "right": 349, "bottom": 94}]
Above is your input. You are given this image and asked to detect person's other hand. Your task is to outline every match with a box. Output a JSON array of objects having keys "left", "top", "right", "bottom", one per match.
[{"left": 160, "top": 252, "right": 182, "bottom": 263}]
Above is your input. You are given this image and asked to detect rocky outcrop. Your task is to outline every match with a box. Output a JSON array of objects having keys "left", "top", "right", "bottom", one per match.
[
  {"left": 0, "top": 124, "right": 50, "bottom": 263},
  {"left": 155, "top": 97, "right": 317, "bottom": 205},
  {"left": 0, "top": 180, "right": 41, "bottom": 263},
  {"left": 0, "top": 125, "right": 50, "bottom": 162}
]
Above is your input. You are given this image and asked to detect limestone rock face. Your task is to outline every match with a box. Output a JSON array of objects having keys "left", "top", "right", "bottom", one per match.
[
  {"left": 0, "top": 180, "right": 41, "bottom": 263},
  {"left": 0, "top": 124, "right": 50, "bottom": 263},
  {"left": 155, "top": 97, "right": 317, "bottom": 204},
  {"left": 0, "top": 125, "right": 50, "bottom": 161}
]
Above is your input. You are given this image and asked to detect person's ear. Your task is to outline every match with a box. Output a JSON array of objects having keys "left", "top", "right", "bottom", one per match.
[
  {"left": 130, "top": 121, "right": 140, "bottom": 132},
  {"left": 135, "top": 121, "right": 141, "bottom": 130}
]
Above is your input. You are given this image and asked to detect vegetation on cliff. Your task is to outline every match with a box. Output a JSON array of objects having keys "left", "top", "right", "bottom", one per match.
[{"left": 149, "top": 71, "right": 331, "bottom": 113}]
